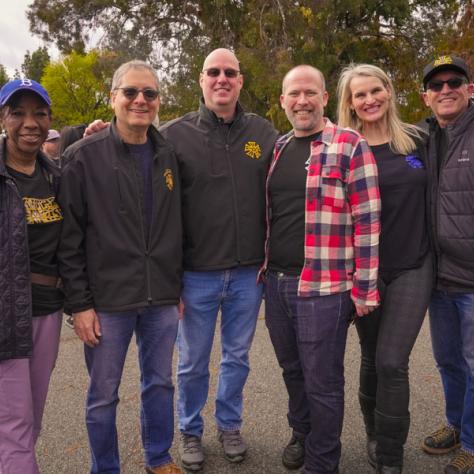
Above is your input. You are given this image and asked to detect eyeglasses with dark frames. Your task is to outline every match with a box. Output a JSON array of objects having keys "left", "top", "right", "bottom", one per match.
[
  {"left": 427, "top": 77, "right": 467, "bottom": 92},
  {"left": 202, "top": 68, "right": 240, "bottom": 78},
  {"left": 114, "top": 87, "right": 160, "bottom": 102}
]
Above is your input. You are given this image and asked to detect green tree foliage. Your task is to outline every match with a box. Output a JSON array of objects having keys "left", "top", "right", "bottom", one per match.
[
  {"left": 0, "top": 65, "right": 9, "bottom": 87},
  {"left": 41, "top": 51, "right": 113, "bottom": 128},
  {"left": 21, "top": 46, "right": 50, "bottom": 82},
  {"left": 28, "top": 0, "right": 472, "bottom": 128}
]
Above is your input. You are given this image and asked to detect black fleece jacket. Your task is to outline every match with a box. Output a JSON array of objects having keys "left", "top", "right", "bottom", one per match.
[
  {"left": 58, "top": 119, "right": 182, "bottom": 313},
  {"left": 160, "top": 101, "right": 278, "bottom": 271}
]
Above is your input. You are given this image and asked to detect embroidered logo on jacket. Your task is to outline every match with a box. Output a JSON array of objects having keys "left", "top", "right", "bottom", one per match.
[
  {"left": 244, "top": 141, "right": 262, "bottom": 159},
  {"left": 23, "top": 197, "right": 63, "bottom": 224},
  {"left": 164, "top": 169, "right": 174, "bottom": 191}
]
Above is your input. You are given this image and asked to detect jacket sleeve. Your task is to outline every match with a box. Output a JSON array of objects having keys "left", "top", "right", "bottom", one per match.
[
  {"left": 57, "top": 155, "right": 94, "bottom": 313},
  {"left": 347, "top": 138, "right": 381, "bottom": 307}
]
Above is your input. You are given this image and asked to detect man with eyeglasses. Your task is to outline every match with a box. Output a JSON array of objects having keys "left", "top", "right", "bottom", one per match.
[
  {"left": 420, "top": 55, "right": 474, "bottom": 474},
  {"left": 58, "top": 60, "right": 183, "bottom": 474},
  {"left": 160, "top": 48, "right": 277, "bottom": 471}
]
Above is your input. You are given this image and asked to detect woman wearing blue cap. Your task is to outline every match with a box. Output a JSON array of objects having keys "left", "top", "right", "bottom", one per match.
[{"left": 0, "top": 79, "right": 64, "bottom": 473}]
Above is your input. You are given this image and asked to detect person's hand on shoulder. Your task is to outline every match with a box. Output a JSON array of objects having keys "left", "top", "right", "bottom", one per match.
[{"left": 84, "top": 120, "right": 109, "bottom": 137}]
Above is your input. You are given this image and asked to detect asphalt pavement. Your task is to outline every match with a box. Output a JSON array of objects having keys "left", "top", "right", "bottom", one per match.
[{"left": 37, "top": 307, "right": 450, "bottom": 473}]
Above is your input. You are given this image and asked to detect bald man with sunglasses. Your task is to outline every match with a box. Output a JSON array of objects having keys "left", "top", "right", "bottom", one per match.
[
  {"left": 420, "top": 55, "right": 474, "bottom": 474},
  {"left": 159, "top": 48, "right": 277, "bottom": 471}
]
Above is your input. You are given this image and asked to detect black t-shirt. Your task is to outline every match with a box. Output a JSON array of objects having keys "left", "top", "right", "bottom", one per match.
[
  {"left": 372, "top": 143, "right": 429, "bottom": 273},
  {"left": 7, "top": 162, "right": 64, "bottom": 316},
  {"left": 268, "top": 132, "right": 321, "bottom": 274},
  {"left": 128, "top": 139, "right": 155, "bottom": 243}
]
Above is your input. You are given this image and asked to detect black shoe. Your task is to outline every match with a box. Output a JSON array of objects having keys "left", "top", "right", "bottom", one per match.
[
  {"left": 367, "top": 435, "right": 377, "bottom": 468},
  {"left": 282, "top": 432, "right": 305, "bottom": 470},
  {"left": 376, "top": 465, "right": 402, "bottom": 474},
  {"left": 422, "top": 425, "right": 461, "bottom": 455}
]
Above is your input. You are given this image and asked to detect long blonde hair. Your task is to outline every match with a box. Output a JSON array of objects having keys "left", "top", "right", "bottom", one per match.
[{"left": 337, "top": 63, "right": 422, "bottom": 155}]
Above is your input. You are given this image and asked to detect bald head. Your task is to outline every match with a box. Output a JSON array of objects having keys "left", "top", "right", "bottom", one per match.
[
  {"left": 282, "top": 65, "right": 326, "bottom": 94},
  {"left": 203, "top": 48, "right": 240, "bottom": 71},
  {"left": 200, "top": 48, "right": 243, "bottom": 121}
]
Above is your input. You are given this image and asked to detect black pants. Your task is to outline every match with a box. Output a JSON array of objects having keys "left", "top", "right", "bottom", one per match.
[{"left": 356, "top": 254, "right": 433, "bottom": 418}]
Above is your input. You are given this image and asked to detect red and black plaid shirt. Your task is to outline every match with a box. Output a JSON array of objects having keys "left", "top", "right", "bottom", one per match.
[{"left": 260, "top": 118, "right": 381, "bottom": 306}]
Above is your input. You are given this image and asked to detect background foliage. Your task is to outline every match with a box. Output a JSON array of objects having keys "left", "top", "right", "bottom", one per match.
[{"left": 13, "top": 0, "right": 473, "bottom": 130}]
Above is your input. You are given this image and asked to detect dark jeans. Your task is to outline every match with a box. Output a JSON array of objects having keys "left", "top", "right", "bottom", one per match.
[
  {"left": 265, "top": 271, "right": 352, "bottom": 474},
  {"left": 355, "top": 254, "right": 433, "bottom": 418}
]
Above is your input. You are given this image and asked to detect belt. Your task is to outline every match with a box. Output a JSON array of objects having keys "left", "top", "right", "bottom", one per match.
[{"left": 31, "top": 272, "right": 61, "bottom": 288}]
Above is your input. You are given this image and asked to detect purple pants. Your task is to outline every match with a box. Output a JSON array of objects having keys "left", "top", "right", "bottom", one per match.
[{"left": 0, "top": 311, "right": 62, "bottom": 474}]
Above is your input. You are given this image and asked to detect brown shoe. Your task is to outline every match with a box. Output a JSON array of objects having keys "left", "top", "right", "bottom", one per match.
[
  {"left": 422, "top": 425, "right": 461, "bottom": 455},
  {"left": 145, "top": 461, "right": 182, "bottom": 474}
]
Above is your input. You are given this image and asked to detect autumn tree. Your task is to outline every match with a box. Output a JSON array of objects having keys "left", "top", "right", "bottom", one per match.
[
  {"left": 27, "top": 0, "right": 472, "bottom": 127},
  {"left": 0, "top": 65, "right": 9, "bottom": 88},
  {"left": 21, "top": 46, "right": 50, "bottom": 82},
  {"left": 41, "top": 50, "right": 114, "bottom": 128}
]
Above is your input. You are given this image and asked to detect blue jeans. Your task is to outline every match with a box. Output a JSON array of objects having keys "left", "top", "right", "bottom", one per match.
[
  {"left": 430, "top": 290, "right": 474, "bottom": 452},
  {"left": 265, "top": 271, "right": 352, "bottom": 474},
  {"left": 84, "top": 305, "right": 178, "bottom": 473},
  {"left": 177, "top": 266, "right": 262, "bottom": 436}
]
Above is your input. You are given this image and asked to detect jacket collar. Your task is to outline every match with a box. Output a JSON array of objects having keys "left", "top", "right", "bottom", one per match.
[{"left": 198, "top": 98, "right": 245, "bottom": 126}]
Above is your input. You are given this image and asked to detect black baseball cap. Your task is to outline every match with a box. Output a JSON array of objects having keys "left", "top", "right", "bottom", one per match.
[{"left": 423, "top": 55, "right": 471, "bottom": 90}]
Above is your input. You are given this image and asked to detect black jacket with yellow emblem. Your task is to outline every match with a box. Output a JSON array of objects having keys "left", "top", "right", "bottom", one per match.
[
  {"left": 160, "top": 101, "right": 278, "bottom": 271},
  {"left": 58, "top": 118, "right": 182, "bottom": 314}
]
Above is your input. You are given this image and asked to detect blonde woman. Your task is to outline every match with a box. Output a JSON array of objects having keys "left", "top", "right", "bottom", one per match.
[{"left": 337, "top": 64, "right": 433, "bottom": 474}]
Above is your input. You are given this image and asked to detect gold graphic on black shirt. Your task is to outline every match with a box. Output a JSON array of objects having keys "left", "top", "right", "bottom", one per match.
[
  {"left": 23, "top": 197, "right": 63, "bottom": 224},
  {"left": 164, "top": 169, "right": 174, "bottom": 191},
  {"left": 244, "top": 141, "right": 261, "bottom": 159}
]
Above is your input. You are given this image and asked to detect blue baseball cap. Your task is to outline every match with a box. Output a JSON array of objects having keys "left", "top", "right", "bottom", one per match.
[{"left": 0, "top": 78, "right": 51, "bottom": 107}]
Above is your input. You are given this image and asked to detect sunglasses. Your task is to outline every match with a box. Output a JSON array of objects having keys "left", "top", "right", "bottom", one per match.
[
  {"left": 427, "top": 77, "right": 467, "bottom": 92},
  {"left": 202, "top": 68, "right": 240, "bottom": 78},
  {"left": 115, "top": 87, "right": 160, "bottom": 101}
]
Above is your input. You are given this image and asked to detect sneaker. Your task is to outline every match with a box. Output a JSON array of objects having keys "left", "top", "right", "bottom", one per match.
[
  {"left": 282, "top": 432, "right": 305, "bottom": 469},
  {"left": 179, "top": 434, "right": 204, "bottom": 471},
  {"left": 422, "top": 426, "right": 461, "bottom": 454},
  {"left": 445, "top": 451, "right": 474, "bottom": 474},
  {"left": 145, "top": 462, "right": 182, "bottom": 474},
  {"left": 218, "top": 430, "right": 247, "bottom": 463}
]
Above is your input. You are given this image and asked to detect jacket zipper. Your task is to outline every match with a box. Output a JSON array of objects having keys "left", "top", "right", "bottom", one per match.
[{"left": 221, "top": 118, "right": 242, "bottom": 264}]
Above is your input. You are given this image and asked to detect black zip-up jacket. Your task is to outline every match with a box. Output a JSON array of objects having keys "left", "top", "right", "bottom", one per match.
[
  {"left": 427, "top": 102, "right": 474, "bottom": 290},
  {"left": 0, "top": 137, "right": 61, "bottom": 360},
  {"left": 58, "top": 119, "right": 182, "bottom": 313},
  {"left": 160, "top": 101, "right": 278, "bottom": 271}
]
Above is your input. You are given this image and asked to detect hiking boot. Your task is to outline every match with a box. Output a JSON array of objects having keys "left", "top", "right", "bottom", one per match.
[
  {"left": 422, "top": 426, "right": 461, "bottom": 455},
  {"left": 217, "top": 430, "right": 247, "bottom": 463},
  {"left": 145, "top": 462, "right": 182, "bottom": 474},
  {"left": 282, "top": 432, "right": 305, "bottom": 469},
  {"left": 179, "top": 434, "right": 204, "bottom": 471},
  {"left": 445, "top": 451, "right": 474, "bottom": 474}
]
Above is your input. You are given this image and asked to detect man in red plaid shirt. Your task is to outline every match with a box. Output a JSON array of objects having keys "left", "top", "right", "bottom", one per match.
[{"left": 259, "top": 65, "right": 381, "bottom": 473}]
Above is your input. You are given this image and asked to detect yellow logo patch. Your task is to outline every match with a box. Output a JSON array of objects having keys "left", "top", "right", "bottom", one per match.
[
  {"left": 244, "top": 141, "right": 262, "bottom": 159},
  {"left": 23, "top": 197, "right": 63, "bottom": 224},
  {"left": 434, "top": 55, "right": 454, "bottom": 67},
  {"left": 163, "top": 169, "right": 174, "bottom": 191}
]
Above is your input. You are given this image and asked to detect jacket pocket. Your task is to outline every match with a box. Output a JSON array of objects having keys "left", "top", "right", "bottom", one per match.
[{"left": 320, "top": 165, "right": 347, "bottom": 208}]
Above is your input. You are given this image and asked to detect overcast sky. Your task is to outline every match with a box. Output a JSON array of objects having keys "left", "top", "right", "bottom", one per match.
[{"left": 1, "top": 1, "right": 58, "bottom": 77}]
